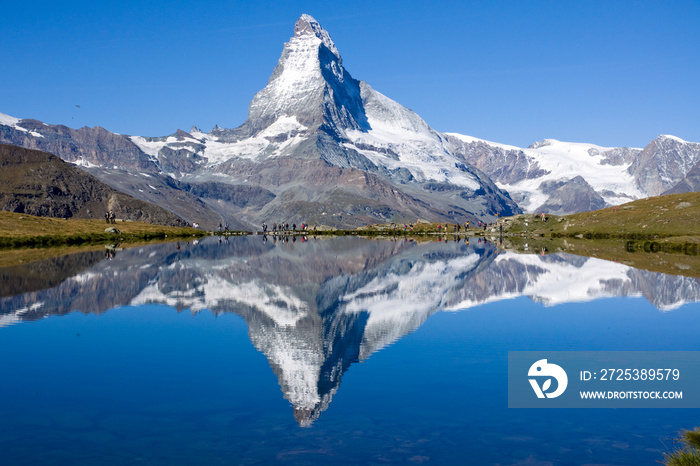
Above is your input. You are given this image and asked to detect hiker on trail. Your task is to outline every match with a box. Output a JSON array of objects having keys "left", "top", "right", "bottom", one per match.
[
  {"left": 466, "top": 221, "right": 470, "bottom": 229},
  {"left": 105, "top": 213, "right": 109, "bottom": 224},
  {"left": 219, "top": 223, "right": 222, "bottom": 232},
  {"left": 541, "top": 212, "right": 546, "bottom": 222},
  {"left": 292, "top": 223, "right": 296, "bottom": 231}
]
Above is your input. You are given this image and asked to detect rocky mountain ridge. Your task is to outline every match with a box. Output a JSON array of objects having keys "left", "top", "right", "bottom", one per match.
[
  {"left": 0, "top": 144, "right": 183, "bottom": 224},
  {"left": 446, "top": 133, "right": 700, "bottom": 214}
]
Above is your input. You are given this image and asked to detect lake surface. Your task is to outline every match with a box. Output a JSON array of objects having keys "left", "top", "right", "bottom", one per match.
[{"left": 1, "top": 236, "right": 699, "bottom": 465}]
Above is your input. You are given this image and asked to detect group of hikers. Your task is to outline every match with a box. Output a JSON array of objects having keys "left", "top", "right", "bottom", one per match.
[
  {"left": 393, "top": 219, "right": 494, "bottom": 233},
  {"left": 104, "top": 211, "right": 116, "bottom": 224},
  {"left": 436, "top": 220, "right": 491, "bottom": 232},
  {"left": 261, "top": 222, "right": 311, "bottom": 233}
]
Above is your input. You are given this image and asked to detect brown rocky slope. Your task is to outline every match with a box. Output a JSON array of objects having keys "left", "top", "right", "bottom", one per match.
[{"left": 0, "top": 144, "right": 183, "bottom": 225}]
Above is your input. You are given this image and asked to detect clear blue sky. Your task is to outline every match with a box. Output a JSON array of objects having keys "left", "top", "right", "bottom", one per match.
[{"left": 1, "top": 0, "right": 699, "bottom": 148}]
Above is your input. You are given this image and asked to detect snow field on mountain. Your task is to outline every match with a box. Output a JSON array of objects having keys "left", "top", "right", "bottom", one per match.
[
  {"left": 129, "top": 136, "right": 163, "bottom": 158},
  {"left": 131, "top": 119, "right": 310, "bottom": 168},
  {"left": 509, "top": 140, "right": 644, "bottom": 211},
  {"left": 0, "top": 112, "right": 20, "bottom": 127},
  {"left": 448, "top": 134, "right": 646, "bottom": 211},
  {"left": 0, "top": 112, "right": 43, "bottom": 138},
  {"left": 345, "top": 87, "right": 481, "bottom": 189},
  {"left": 445, "top": 132, "right": 521, "bottom": 152}
]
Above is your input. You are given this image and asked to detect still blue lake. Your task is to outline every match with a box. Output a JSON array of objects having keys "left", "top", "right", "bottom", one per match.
[{"left": 1, "top": 236, "right": 698, "bottom": 465}]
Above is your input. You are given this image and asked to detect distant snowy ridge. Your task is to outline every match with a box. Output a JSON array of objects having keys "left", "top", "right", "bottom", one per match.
[
  {"left": 0, "top": 111, "right": 44, "bottom": 138},
  {"left": 445, "top": 132, "right": 700, "bottom": 213}
]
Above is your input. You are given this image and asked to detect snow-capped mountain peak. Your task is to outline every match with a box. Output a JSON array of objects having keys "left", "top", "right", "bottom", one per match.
[
  {"left": 294, "top": 14, "right": 340, "bottom": 61},
  {"left": 227, "top": 13, "right": 367, "bottom": 142},
  {"left": 658, "top": 134, "right": 688, "bottom": 143}
]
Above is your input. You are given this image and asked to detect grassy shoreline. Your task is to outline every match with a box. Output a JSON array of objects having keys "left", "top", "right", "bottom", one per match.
[
  {"left": 498, "top": 192, "right": 700, "bottom": 240},
  {"left": 2, "top": 192, "right": 699, "bottom": 276},
  {"left": 0, "top": 211, "right": 207, "bottom": 249}
]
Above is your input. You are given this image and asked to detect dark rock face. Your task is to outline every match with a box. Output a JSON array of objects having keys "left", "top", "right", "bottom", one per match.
[
  {"left": 0, "top": 121, "right": 158, "bottom": 173},
  {"left": 629, "top": 136, "right": 700, "bottom": 196},
  {"left": 79, "top": 167, "right": 230, "bottom": 230},
  {"left": 536, "top": 176, "right": 607, "bottom": 215},
  {"left": 184, "top": 182, "right": 276, "bottom": 209},
  {"left": 597, "top": 146, "right": 640, "bottom": 166},
  {"left": 445, "top": 135, "right": 550, "bottom": 185},
  {"left": 0, "top": 144, "right": 183, "bottom": 224},
  {"left": 664, "top": 159, "right": 700, "bottom": 194},
  {"left": 158, "top": 146, "right": 205, "bottom": 174}
]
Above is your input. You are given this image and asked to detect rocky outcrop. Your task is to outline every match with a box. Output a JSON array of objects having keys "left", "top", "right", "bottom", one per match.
[
  {"left": 535, "top": 176, "right": 607, "bottom": 215},
  {"left": 664, "top": 159, "right": 700, "bottom": 195},
  {"left": 628, "top": 135, "right": 700, "bottom": 196},
  {"left": 0, "top": 120, "right": 158, "bottom": 173},
  {"left": 0, "top": 144, "right": 183, "bottom": 224},
  {"left": 445, "top": 135, "right": 550, "bottom": 185}
]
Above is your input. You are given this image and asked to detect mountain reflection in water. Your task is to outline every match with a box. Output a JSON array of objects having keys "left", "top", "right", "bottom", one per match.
[{"left": 1, "top": 236, "right": 699, "bottom": 425}]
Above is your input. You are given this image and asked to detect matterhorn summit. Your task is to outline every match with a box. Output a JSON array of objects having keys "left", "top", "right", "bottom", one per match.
[{"left": 228, "top": 14, "right": 368, "bottom": 141}]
